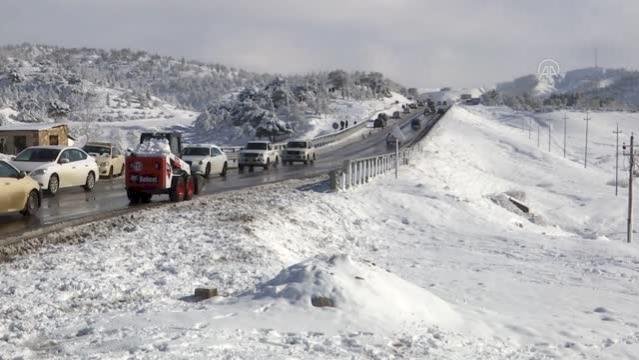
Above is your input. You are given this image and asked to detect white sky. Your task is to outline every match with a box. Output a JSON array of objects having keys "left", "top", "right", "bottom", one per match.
[{"left": 0, "top": 0, "right": 637, "bottom": 88}]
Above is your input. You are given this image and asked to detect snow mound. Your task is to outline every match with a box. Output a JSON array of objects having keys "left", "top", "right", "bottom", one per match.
[
  {"left": 253, "top": 254, "right": 462, "bottom": 331},
  {"left": 135, "top": 138, "right": 171, "bottom": 155}
]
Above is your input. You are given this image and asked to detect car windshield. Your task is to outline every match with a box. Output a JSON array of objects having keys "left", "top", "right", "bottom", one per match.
[
  {"left": 183, "top": 147, "right": 210, "bottom": 156},
  {"left": 245, "top": 142, "right": 268, "bottom": 150},
  {"left": 83, "top": 145, "right": 111, "bottom": 155},
  {"left": 0, "top": 161, "right": 18, "bottom": 177},
  {"left": 287, "top": 142, "right": 308, "bottom": 148},
  {"left": 14, "top": 148, "right": 60, "bottom": 162}
]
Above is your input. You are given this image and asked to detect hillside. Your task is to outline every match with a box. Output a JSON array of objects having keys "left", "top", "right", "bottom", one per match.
[
  {"left": 0, "top": 44, "right": 406, "bottom": 147},
  {"left": 489, "top": 67, "right": 639, "bottom": 111}
]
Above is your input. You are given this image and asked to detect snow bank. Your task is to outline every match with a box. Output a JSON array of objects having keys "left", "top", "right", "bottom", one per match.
[{"left": 253, "top": 254, "right": 462, "bottom": 331}]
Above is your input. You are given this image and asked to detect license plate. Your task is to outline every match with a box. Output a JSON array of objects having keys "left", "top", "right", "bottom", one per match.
[{"left": 131, "top": 175, "right": 158, "bottom": 184}]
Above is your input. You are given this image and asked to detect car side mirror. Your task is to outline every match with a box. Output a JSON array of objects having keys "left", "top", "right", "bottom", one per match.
[
  {"left": 17, "top": 171, "right": 26, "bottom": 179},
  {"left": 59, "top": 158, "right": 70, "bottom": 164},
  {"left": 10, "top": 156, "right": 15, "bottom": 161}
]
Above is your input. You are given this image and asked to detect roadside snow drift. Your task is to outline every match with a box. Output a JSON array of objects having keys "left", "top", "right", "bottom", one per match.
[{"left": 252, "top": 254, "right": 462, "bottom": 332}]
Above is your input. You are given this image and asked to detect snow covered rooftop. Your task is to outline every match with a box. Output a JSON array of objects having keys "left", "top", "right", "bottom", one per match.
[{"left": 0, "top": 123, "right": 67, "bottom": 131}]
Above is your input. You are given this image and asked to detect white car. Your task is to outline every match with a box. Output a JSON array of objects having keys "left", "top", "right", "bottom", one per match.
[
  {"left": 182, "top": 144, "right": 228, "bottom": 178},
  {"left": 11, "top": 146, "right": 99, "bottom": 195}
]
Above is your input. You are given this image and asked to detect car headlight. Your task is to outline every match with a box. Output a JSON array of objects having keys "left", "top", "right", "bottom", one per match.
[{"left": 32, "top": 169, "right": 47, "bottom": 176}]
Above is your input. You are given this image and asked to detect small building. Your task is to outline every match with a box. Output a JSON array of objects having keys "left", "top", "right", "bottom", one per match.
[{"left": 0, "top": 123, "right": 70, "bottom": 155}]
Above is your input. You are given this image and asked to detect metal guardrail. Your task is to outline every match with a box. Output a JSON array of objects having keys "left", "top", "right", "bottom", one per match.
[
  {"left": 330, "top": 106, "right": 450, "bottom": 191},
  {"left": 332, "top": 145, "right": 422, "bottom": 190}
]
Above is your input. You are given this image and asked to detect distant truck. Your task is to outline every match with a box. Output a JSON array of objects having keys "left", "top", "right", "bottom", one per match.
[
  {"left": 373, "top": 113, "right": 389, "bottom": 128},
  {"left": 411, "top": 117, "right": 421, "bottom": 130},
  {"left": 125, "top": 132, "right": 196, "bottom": 204},
  {"left": 465, "top": 98, "right": 481, "bottom": 105}
]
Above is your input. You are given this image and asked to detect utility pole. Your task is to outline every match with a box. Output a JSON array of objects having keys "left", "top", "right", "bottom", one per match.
[
  {"left": 395, "top": 138, "right": 399, "bottom": 179},
  {"left": 548, "top": 121, "right": 551, "bottom": 152},
  {"left": 614, "top": 123, "right": 623, "bottom": 196},
  {"left": 563, "top": 113, "right": 567, "bottom": 158},
  {"left": 623, "top": 134, "right": 635, "bottom": 243},
  {"left": 584, "top": 111, "right": 591, "bottom": 168}
]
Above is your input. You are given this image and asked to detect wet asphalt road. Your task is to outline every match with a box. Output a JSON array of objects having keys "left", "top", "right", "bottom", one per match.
[{"left": 0, "top": 110, "right": 438, "bottom": 239}]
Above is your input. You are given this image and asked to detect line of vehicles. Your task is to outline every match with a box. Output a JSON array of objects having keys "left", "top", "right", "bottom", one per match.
[
  {"left": 1, "top": 100, "right": 431, "bottom": 218},
  {"left": 0, "top": 133, "right": 321, "bottom": 216}
]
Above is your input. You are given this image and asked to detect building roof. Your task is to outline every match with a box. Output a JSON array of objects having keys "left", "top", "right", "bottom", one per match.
[{"left": 0, "top": 123, "right": 68, "bottom": 132}]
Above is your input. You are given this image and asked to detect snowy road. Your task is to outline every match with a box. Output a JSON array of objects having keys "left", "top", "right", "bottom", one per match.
[{"left": 0, "top": 108, "right": 437, "bottom": 240}]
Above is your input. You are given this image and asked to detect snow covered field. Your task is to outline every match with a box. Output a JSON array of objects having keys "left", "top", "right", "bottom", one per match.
[{"left": 2, "top": 105, "right": 639, "bottom": 359}]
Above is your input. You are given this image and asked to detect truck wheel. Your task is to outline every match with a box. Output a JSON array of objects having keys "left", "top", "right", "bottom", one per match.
[
  {"left": 120, "top": 165, "right": 125, "bottom": 177},
  {"left": 21, "top": 190, "right": 40, "bottom": 216},
  {"left": 141, "top": 193, "right": 152, "bottom": 203},
  {"left": 249, "top": 165, "right": 255, "bottom": 172},
  {"left": 311, "top": 154, "right": 316, "bottom": 164},
  {"left": 304, "top": 156, "right": 309, "bottom": 165},
  {"left": 184, "top": 175, "right": 194, "bottom": 200},
  {"left": 220, "top": 162, "right": 228, "bottom": 177},
  {"left": 83, "top": 172, "right": 96, "bottom": 192},
  {"left": 238, "top": 164, "right": 245, "bottom": 173},
  {"left": 264, "top": 159, "right": 270, "bottom": 170},
  {"left": 169, "top": 176, "right": 186, "bottom": 202},
  {"left": 127, "top": 190, "right": 141, "bottom": 204},
  {"left": 274, "top": 157, "right": 279, "bottom": 168},
  {"left": 108, "top": 166, "right": 114, "bottom": 179},
  {"left": 204, "top": 163, "right": 211, "bottom": 178}
]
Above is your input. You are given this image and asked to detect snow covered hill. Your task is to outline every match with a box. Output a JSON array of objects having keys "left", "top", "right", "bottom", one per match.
[
  {"left": 3, "top": 105, "right": 639, "bottom": 358},
  {"left": 494, "top": 67, "right": 639, "bottom": 109}
]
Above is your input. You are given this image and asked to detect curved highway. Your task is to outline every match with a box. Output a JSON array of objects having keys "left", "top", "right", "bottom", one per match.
[{"left": 0, "top": 109, "right": 440, "bottom": 240}]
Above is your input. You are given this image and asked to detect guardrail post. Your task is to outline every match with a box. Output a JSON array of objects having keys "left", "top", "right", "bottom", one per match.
[
  {"left": 365, "top": 160, "right": 370, "bottom": 183},
  {"left": 329, "top": 170, "right": 338, "bottom": 191},
  {"left": 343, "top": 160, "right": 351, "bottom": 189}
]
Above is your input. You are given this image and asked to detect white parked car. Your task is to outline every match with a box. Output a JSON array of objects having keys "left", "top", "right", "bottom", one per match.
[
  {"left": 182, "top": 144, "right": 228, "bottom": 178},
  {"left": 11, "top": 146, "right": 99, "bottom": 195},
  {"left": 238, "top": 140, "right": 280, "bottom": 172}
]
